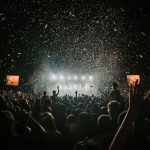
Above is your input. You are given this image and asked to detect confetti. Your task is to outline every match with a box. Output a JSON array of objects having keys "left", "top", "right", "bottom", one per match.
[{"left": 0, "top": 1, "right": 149, "bottom": 94}]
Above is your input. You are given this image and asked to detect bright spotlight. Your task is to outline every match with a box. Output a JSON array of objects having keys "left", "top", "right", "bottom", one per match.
[
  {"left": 52, "top": 74, "right": 57, "bottom": 80},
  {"left": 73, "top": 75, "right": 78, "bottom": 80},
  {"left": 59, "top": 75, "right": 64, "bottom": 80},
  {"left": 89, "top": 76, "right": 93, "bottom": 80},
  {"left": 81, "top": 76, "right": 85, "bottom": 80}
]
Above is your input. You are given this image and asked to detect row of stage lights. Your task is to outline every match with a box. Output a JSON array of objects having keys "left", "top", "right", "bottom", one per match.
[
  {"left": 58, "top": 84, "right": 92, "bottom": 91},
  {"left": 50, "top": 75, "right": 94, "bottom": 81}
]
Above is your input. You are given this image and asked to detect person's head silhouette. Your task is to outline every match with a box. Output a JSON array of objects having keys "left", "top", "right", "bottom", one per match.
[
  {"left": 53, "top": 90, "right": 56, "bottom": 96},
  {"left": 112, "top": 82, "right": 118, "bottom": 90}
]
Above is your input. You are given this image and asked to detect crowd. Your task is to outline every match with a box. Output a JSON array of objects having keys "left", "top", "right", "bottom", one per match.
[{"left": 0, "top": 81, "right": 149, "bottom": 150}]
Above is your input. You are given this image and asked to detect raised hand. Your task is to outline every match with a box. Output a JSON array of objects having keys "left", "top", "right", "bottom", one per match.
[
  {"left": 108, "top": 80, "right": 145, "bottom": 150},
  {"left": 129, "top": 80, "right": 145, "bottom": 111}
]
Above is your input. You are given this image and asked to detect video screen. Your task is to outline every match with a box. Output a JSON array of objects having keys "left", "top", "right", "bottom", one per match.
[
  {"left": 127, "top": 75, "right": 140, "bottom": 85},
  {"left": 6, "top": 75, "right": 20, "bottom": 86}
]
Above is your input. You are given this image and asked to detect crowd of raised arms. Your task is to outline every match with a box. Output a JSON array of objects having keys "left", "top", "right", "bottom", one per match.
[{"left": 0, "top": 81, "right": 149, "bottom": 150}]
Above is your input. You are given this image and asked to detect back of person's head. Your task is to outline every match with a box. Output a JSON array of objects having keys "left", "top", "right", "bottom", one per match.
[
  {"left": 53, "top": 90, "right": 56, "bottom": 95},
  {"left": 97, "top": 115, "right": 112, "bottom": 134},
  {"left": 78, "top": 112, "right": 91, "bottom": 123},
  {"left": 100, "top": 106, "right": 108, "bottom": 115},
  {"left": 43, "top": 91, "right": 47, "bottom": 96},
  {"left": 40, "top": 112, "right": 56, "bottom": 131},
  {"left": 58, "top": 103, "right": 66, "bottom": 115},
  {"left": 53, "top": 103, "right": 66, "bottom": 116},
  {"left": 107, "top": 100, "right": 120, "bottom": 118},
  {"left": 67, "top": 114, "right": 76, "bottom": 124},
  {"left": 0, "top": 110, "right": 16, "bottom": 138},
  {"left": 72, "top": 108, "right": 81, "bottom": 117},
  {"left": 15, "top": 109, "right": 28, "bottom": 124},
  {"left": 112, "top": 82, "right": 118, "bottom": 89},
  {"left": 78, "top": 112, "right": 96, "bottom": 137}
]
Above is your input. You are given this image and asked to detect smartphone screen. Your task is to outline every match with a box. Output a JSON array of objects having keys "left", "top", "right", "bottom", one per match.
[{"left": 127, "top": 75, "right": 140, "bottom": 85}]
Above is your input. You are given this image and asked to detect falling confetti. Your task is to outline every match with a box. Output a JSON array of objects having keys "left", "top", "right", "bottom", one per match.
[{"left": 0, "top": 1, "right": 149, "bottom": 93}]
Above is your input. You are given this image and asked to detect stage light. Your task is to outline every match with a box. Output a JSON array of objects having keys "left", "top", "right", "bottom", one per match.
[
  {"left": 89, "top": 76, "right": 93, "bottom": 80},
  {"left": 81, "top": 76, "right": 85, "bottom": 80},
  {"left": 73, "top": 75, "right": 78, "bottom": 80},
  {"left": 52, "top": 74, "right": 57, "bottom": 80}
]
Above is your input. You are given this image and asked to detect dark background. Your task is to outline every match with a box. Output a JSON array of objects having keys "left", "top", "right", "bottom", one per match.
[{"left": 0, "top": 0, "right": 150, "bottom": 90}]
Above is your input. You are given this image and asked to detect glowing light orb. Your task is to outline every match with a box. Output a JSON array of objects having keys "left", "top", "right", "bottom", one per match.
[
  {"left": 73, "top": 75, "right": 78, "bottom": 80},
  {"left": 52, "top": 74, "right": 57, "bottom": 80},
  {"left": 89, "top": 76, "right": 93, "bottom": 80},
  {"left": 59, "top": 75, "right": 64, "bottom": 80},
  {"left": 81, "top": 76, "right": 86, "bottom": 80}
]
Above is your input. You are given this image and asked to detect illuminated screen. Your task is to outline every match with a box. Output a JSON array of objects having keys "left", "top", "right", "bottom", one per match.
[
  {"left": 127, "top": 75, "right": 140, "bottom": 85},
  {"left": 6, "top": 75, "right": 20, "bottom": 86}
]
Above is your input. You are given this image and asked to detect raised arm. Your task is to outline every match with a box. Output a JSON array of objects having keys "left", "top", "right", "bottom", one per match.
[
  {"left": 109, "top": 81, "right": 145, "bottom": 150},
  {"left": 56, "top": 86, "right": 59, "bottom": 96}
]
